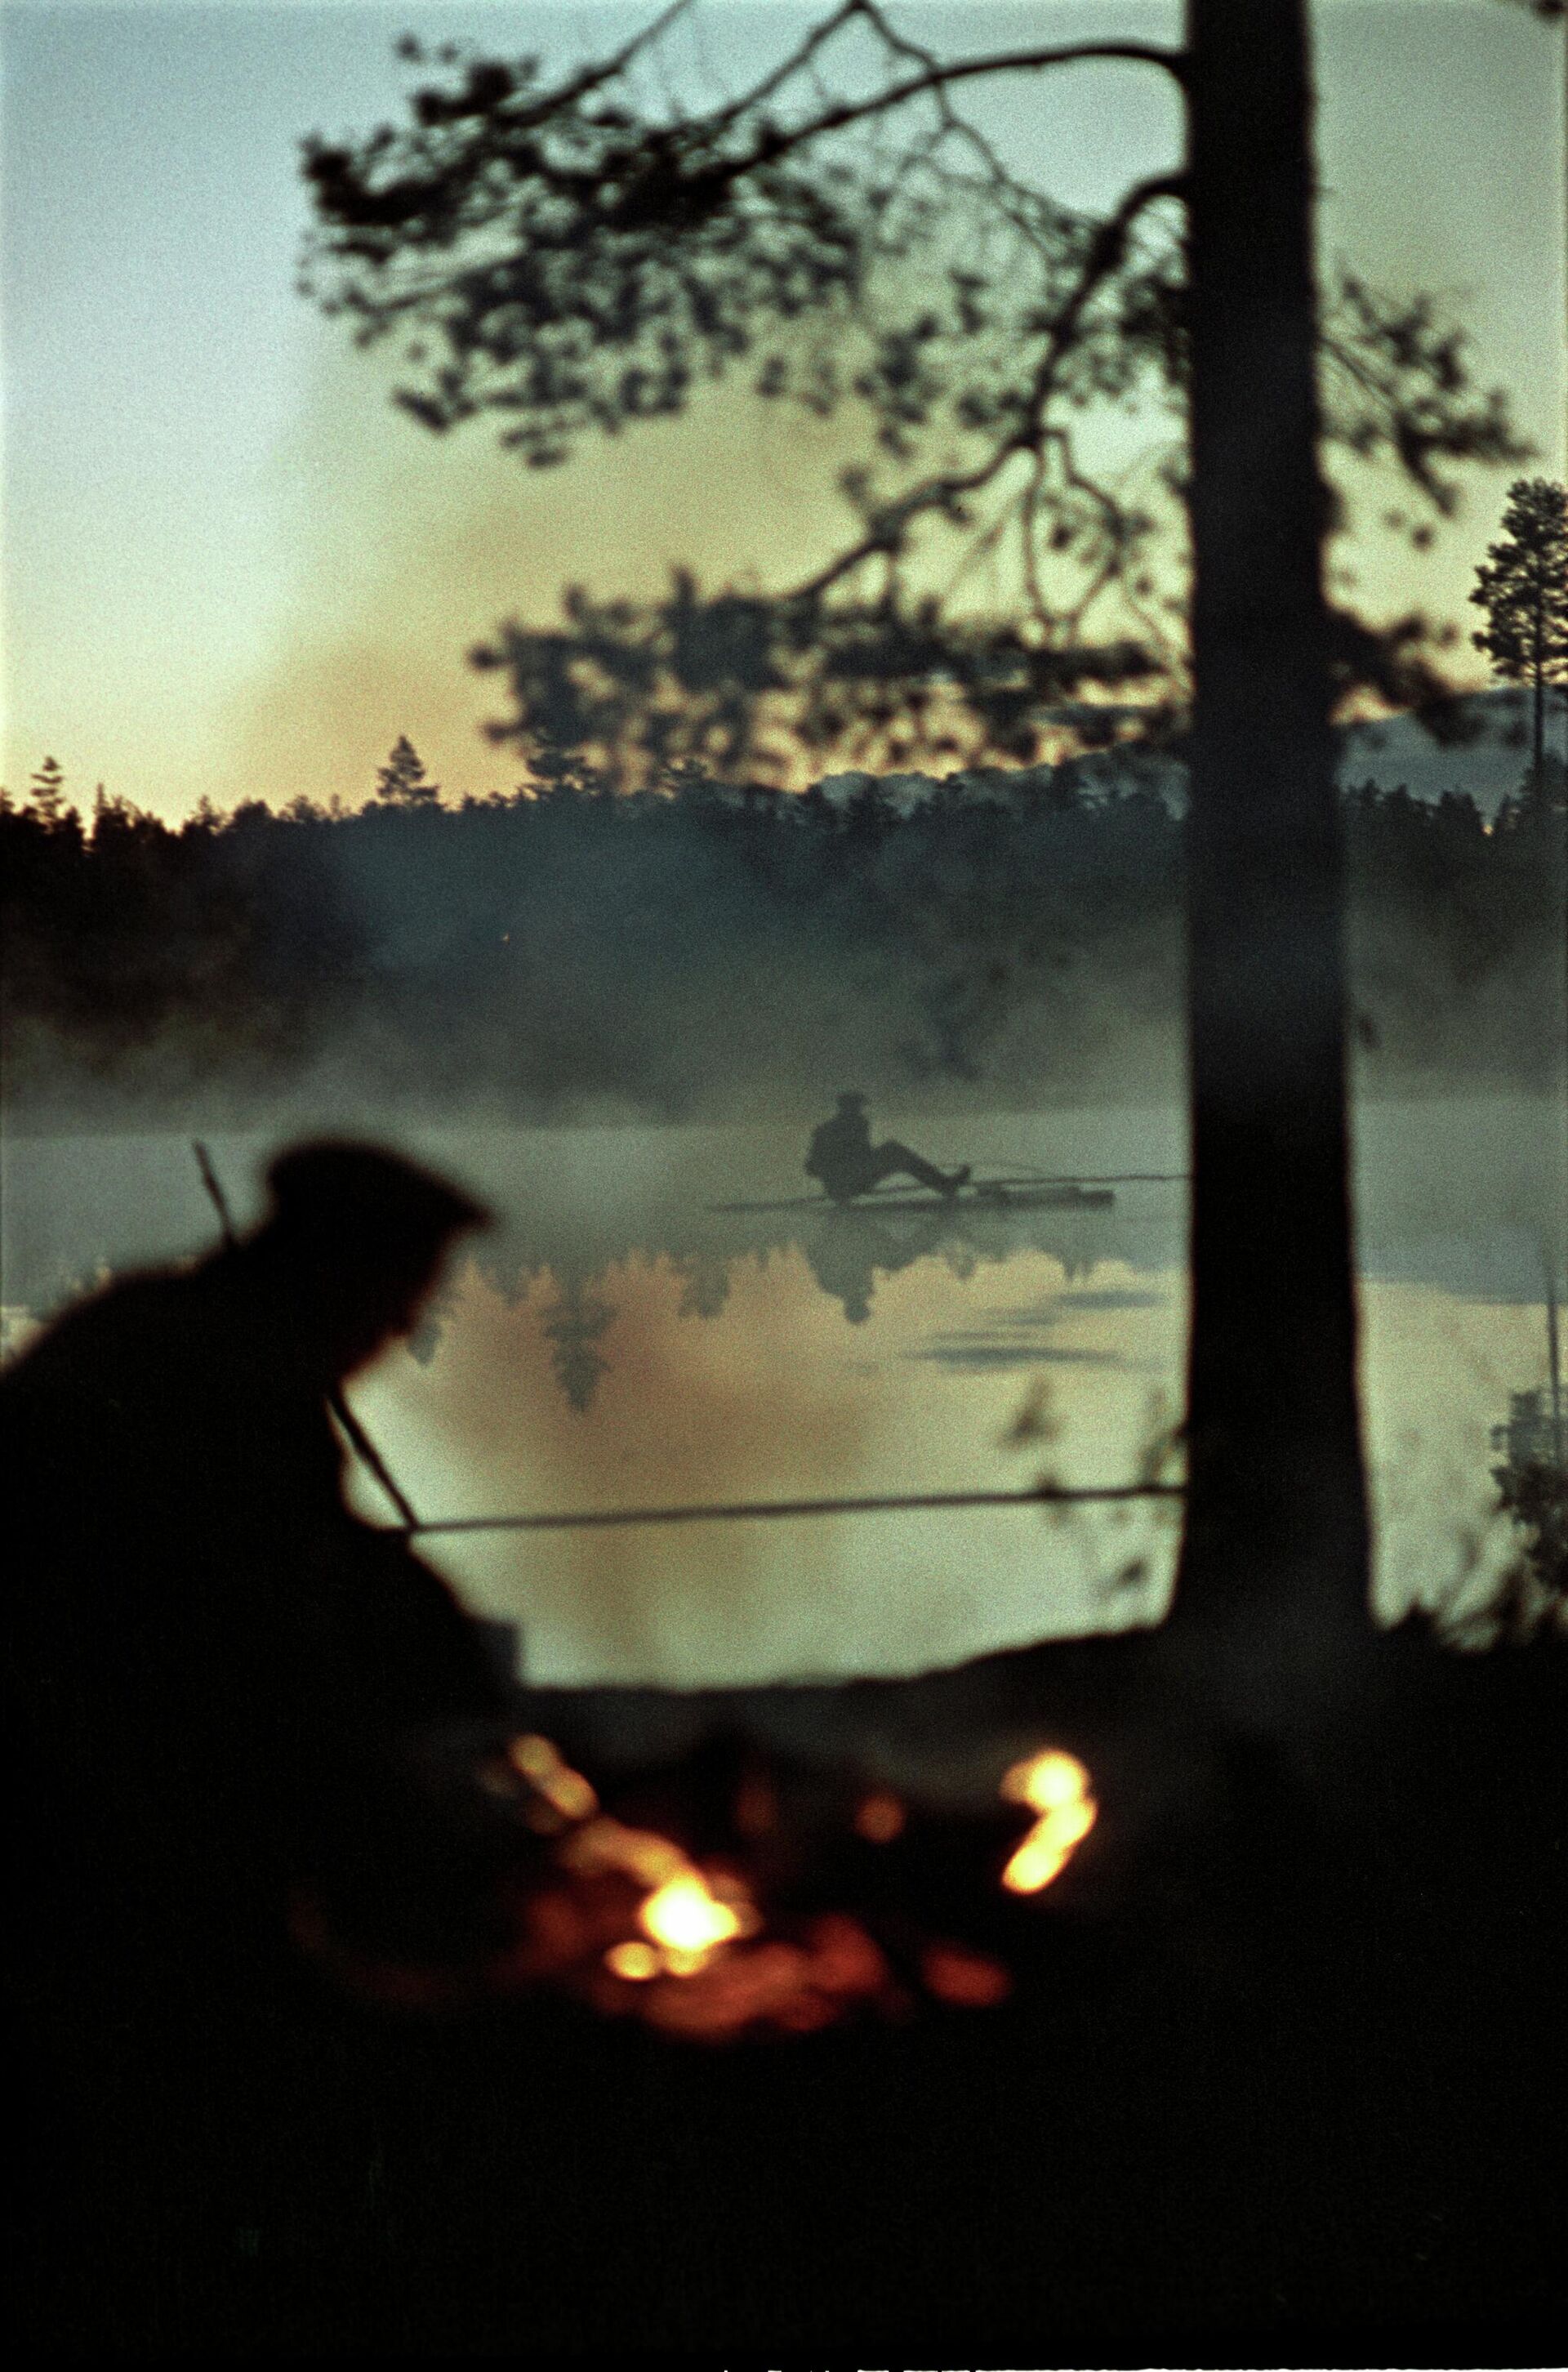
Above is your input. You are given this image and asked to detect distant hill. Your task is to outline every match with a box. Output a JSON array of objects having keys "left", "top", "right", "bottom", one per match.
[
  {"left": 1335, "top": 687, "right": 1566, "bottom": 812},
  {"left": 815, "top": 687, "right": 1566, "bottom": 816}
]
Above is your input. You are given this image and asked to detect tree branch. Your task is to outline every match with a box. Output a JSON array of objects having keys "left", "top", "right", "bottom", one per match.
[
  {"left": 791, "top": 172, "right": 1186, "bottom": 601},
  {"left": 301, "top": 3, "right": 1531, "bottom": 782},
  {"left": 728, "top": 34, "right": 1187, "bottom": 178}
]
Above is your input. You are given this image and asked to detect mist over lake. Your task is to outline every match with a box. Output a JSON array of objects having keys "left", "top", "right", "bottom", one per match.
[{"left": 6, "top": 765, "right": 1564, "bottom": 1135}]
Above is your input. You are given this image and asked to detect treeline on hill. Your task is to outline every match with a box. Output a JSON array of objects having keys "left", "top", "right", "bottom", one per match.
[{"left": 2, "top": 764, "right": 1562, "bottom": 1125}]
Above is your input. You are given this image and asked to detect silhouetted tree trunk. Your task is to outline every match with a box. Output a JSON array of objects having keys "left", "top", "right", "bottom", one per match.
[{"left": 1175, "top": 0, "right": 1370, "bottom": 1639}]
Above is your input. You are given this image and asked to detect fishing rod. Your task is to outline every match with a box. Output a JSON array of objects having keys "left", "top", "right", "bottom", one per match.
[
  {"left": 932, "top": 1170, "right": 1192, "bottom": 1188},
  {"left": 709, "top": 1170, "right": 1187, "bottom": 1215},
  {"left": 400, "top": 1478, "right": 1184, "bottom": 1537},
  {"left": 191, "top": 1139, "right": 421, "bottom": 1530},
  {"left": 809, "top": 1168, "right": 1192, "bottom": 1194}
]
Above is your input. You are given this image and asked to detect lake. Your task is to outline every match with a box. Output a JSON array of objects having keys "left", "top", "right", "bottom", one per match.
[{"left": 2, "top": 1094, "right": 1562, "bottom": 1686}]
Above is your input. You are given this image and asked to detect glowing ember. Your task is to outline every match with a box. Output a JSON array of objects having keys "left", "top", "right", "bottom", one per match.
[
  {"left": 920, "top": 1942, "right": 1013, "bottom": 2009},
  {"left": 559, "top": 1812, "right": 760, "bottom": 1975},
  {"left": 594, "top": 1913, "right": 898, "bottom": 2040},
  {"left": 604, "top": 1941, "right": 661, "bottom": 1982},
  {"left": 998, "top": 1748, "right": 1097, "bottom": 1894},
  {"left": 509, "top": 1733, "right": 599, "bottom": 1823},
  {"left": 853, "top": 1789, "right": 906, "bottom": 1844},
  {"left": 639, "top": 1870, "right": 746, "bottom": 1958},
  {"left": 561, "top": 1817, "right": 686, "bottom": 1890}
]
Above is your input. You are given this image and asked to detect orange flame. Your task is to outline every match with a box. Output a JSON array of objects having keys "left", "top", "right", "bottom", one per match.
[
  {"left": 509, "top": 1733, "right": 599, "bottom": 1823},
  {"left": 639, "top": 1870, "right": 746, "bottom": 1960},
  {"left": 998, "top": 1748, "right": 1097, "bottom": 1893},
  {"left": 598, "top": 1913, "right": 896, "bottom": 2040},
  {"left": 564, "top": 1814, "right": 760, "bottom": 1978},
  {"left": 563, "top": 1816, "right": 684, "bottom": 1890},
  {"left": 604, "top": 1940, "right": 662, "bottom": 1982},
  {"left": 506, "top": 1737, "right": 760, "bottom": 1983}
]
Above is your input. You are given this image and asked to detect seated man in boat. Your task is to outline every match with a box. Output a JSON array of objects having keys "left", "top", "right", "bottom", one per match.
[
  {"left": 6, "top": 1140, "right": 524, "bottom": 1995},
  {"left": 805, "top": 1090, "right": 970, "bottom": 1205}
]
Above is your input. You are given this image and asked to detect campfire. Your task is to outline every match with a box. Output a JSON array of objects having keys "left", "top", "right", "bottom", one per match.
[{"left": 294, "top": 1724, "right": 1102, "bottom": 2038}]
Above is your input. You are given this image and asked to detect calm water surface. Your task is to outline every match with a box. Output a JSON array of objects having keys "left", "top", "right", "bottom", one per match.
[{"left": 3, "top": 1096, "right": 1561, "bottom": 1685}]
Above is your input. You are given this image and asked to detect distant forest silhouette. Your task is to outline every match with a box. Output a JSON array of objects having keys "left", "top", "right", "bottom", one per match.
[{"left": 3, "top": 762, "right": 1561, "bottom": 1121}]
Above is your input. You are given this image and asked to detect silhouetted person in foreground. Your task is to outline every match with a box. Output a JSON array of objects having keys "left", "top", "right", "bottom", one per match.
[
  {"left": 7, "top": 1142, "right": 523, "bottom": 2015},
  {"left": 805, "top": 1091, "right": 970, "bottom": 1204},
  {"left": 7, "top": 1144, "right": 579, "bottom": 2344}
]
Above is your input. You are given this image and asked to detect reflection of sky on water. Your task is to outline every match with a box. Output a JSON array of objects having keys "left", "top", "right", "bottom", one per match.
[
  {"left": 2, "top": 1098, "right": 1561, "bottom": 1686},
  {"left": 914, "top": 1286, "right": 1167, "bottom": 1374},
  {"left": 343, "top": 1243, "right": 1189, "bottom": 1685}
]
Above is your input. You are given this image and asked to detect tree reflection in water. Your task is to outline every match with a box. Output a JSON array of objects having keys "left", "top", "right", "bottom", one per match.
[
  {"left": 412, "top": 1197, "right": 1142, "bottom": 1407},
  {"left": 539, "top": 1280, "right": 617, "bottom": 1413}
]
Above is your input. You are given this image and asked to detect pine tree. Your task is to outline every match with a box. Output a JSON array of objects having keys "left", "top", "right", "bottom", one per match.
[
  {"left": 373, "top": 735, "right": 440, "bottom": 805},
  {"left": 1470, "top": 478, "right": 1568, "bottom": 783},
  {"left": 29, "top": 756, "right": 68, "bottom": 825}
]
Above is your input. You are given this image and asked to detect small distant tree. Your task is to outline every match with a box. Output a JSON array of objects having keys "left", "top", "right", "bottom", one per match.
[
  {"left": 1470, "top": 477, "right": 1568, "bottom": 785},
  {"left": 28, "top": 756, "right": 69, "bottom": 825},
  {"left": 374, "top": 733, "right": 441, "bottom": 805},
  {"left": 90, "top": 785, "right": 127, "bottom": 841}
]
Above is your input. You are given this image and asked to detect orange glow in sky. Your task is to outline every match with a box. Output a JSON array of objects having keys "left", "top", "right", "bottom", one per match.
[{"left": 4, "top": 2, "right": 1562, "bottom": 820}]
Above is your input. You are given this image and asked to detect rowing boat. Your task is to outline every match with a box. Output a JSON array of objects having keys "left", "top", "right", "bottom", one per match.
[{"left": 707, "top": 1179, "right": 1117, "bottom": 1216}]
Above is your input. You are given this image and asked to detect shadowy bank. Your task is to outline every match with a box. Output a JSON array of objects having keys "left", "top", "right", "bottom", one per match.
[
  {"left": 13, "top": 1616, "right": 1566, "bottom": 2362},
  {"left": 4, "top": 768, "right": 1563, "bottom": 1127}
]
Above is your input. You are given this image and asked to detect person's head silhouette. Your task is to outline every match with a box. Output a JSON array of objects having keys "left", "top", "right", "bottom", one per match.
[{"left": 253, "top": 1142, "right": 490, "bottom": 1381}]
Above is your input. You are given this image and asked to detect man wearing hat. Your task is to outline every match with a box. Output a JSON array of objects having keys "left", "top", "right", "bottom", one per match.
[
  {"left": 7, "top": 1141, "right": 551, "bottom": 2338},
  {"left": 7, "top": 1141, "right": 519, "bottom": 1988},
  {"left": 804, "top": 1091, "right": 971, "bottom": 1206}
]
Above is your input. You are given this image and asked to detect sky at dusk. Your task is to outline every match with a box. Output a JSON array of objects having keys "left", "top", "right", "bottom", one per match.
[{"left": 2, "top": 0, "right": 1564, "bottom": 822}]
